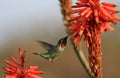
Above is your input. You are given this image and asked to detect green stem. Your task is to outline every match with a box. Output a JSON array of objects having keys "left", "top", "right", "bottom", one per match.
[{"left": 71, "top": 41, "right": 92, "bottom": 78}]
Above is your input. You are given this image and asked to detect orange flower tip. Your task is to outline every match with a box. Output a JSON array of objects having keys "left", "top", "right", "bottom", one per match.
[
  {"left": 5, "top": 60, "right": 17, "bottom": 68},
  {"left": 95, "top": 17, "right": 100, "bottom": 24},
  {"left": 94, "top": 9, "right": 98, "bottom": 16},
  {"left": 71, "top": 10, "right": 78, "bottom": 14},
  {"left": 29, "top": 70, "right": 44, "bottom": 74},
  {"left": 81, "top": 8, "right": 91, "bottom": 16},
  {"left": 5, "top": 76, "right": 16, "bottom": 78},
  {"left": 106, "top": 27, "right": 115, "bottom": 31},
  {"left": 4, "top": 67, "right": 9, "bottom": 71},
  {"left": 70, "top": 16, "right": 81, "bottom": 21},
  {"left": 5, "top": 66, "right": 16, "bottom": 71},
  {"left": 71, "top": 8, "right": 86, "bottom": 14},
  {"left": 86, "top": 41, "right": 89, "bottom": 48},
  {"left": 18, "top": 48, "right": 21, "bottom": 52},
  {"left": 74, "top": 3, "right": 89, "bottom": 7},
  {"left": 29, "top": 66, "right": 39, "bottom": 70},
  {"left": 116, "top": 11, "right": 119, "bottom": 13},
  {"left": 89, "top": 0, "right": 95, "bottom": 6},
  {"left": 100, "top": 6, "right": 113, "bottom": 20},
  {"left": 5, "top": 71, "right": 11, "bottom": 75},
  {"left": 10, "top": 57, "right": 19, "bottom": 65},
  {"left": 85, "top": 10, "right": 93, "bottom": 18},
  {"left": 101, "top": 2, "right": 117, "bottom": 7},
  {"left": 79, "top": 30, "right": 84, "bottom": 35},
  {"left": 110, "top": 28, "right": 114, "bottom": 31},
  {"left": 86, "top": 31, "right": 91, "bottom": 37},
  {"left": 112, "top": 15, "right": 120, "bottom": 21},
  {"left": 103, "top": 6, "right": 119, "bottom": 13},
  {"left": 74, "top": 37, "right": 81, "bottom": 46},
  {"left": 18, "top": 48, "right": 23, "bottom": 58},
  {"left": 27, "top": 73, "right": 42, "bottom": 78},
  {"left": 4, "top": 67, "right": 13, "bottom": 72}
]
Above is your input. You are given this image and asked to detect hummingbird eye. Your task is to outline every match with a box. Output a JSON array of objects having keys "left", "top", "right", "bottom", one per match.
[{"left": 61, "top": 39, "right": 64, "bottom": 42}]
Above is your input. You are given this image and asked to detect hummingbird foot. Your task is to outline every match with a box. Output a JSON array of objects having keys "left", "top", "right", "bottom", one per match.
[{"left": 49, "top": 58, "right": 54, "bottom": 62}]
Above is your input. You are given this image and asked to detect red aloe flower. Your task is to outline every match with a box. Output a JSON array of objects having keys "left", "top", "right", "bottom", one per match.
[
  {"left": 70, "top": 0, "right": 120, "bottom": 45},
  {"left": 4, "top": 49, "right": 44, "bottom": 78},
  {"left": 69, "top": 0, "right": 120, "bottom": 78}
]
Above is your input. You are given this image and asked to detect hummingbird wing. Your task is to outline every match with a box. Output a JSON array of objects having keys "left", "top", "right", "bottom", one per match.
[{"left": 37, "top": 40, "right": 55, "bottom": 51}]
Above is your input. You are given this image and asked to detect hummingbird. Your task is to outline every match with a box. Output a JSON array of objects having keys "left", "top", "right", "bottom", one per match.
[{"left": 33, "top": 36, "right": 68, "bottom": 62}]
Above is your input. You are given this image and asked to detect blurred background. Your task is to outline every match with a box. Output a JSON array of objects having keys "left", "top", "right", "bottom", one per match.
[{"left": 0, "top": 0, "right": 120, "bottom": 78}]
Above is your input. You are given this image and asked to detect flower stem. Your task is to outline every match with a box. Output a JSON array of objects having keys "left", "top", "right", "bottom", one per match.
[{"left": 70, "top": 41, "right": 92, "bottom": 78}]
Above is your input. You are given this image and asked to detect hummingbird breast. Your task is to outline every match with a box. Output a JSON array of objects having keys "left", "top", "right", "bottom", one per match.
[{"left": 58, "top": 46, "right": 65, "bottom": 51}]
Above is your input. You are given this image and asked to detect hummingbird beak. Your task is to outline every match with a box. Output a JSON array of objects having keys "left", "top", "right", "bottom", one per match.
[
  {"left": 60, "top": 36, "right": 68, "bottom": 48},
  {"left": 64, "top": 36, "right": 68, "bottom": 41},
  {"left": 64, "top": 36, "right": 68, "bottom": 43}
]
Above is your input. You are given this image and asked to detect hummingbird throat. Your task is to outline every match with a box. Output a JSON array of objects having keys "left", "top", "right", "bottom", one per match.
[{"left": 61, "top": 43, "right": 65, "bottom": 48}]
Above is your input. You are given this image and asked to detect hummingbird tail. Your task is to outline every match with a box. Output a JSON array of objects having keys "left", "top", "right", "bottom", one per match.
[{"left": 33, "top": 53, "right": 39, "bottom": 55}]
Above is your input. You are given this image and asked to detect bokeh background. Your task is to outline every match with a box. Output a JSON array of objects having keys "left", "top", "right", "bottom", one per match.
[{"left": 0, "top": 0, "right": 120, "bottom": 78}]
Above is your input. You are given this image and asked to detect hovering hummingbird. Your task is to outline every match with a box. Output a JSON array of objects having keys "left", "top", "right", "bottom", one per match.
[{"left": 33, "top": 36, "right": 68, "bottom": 62}]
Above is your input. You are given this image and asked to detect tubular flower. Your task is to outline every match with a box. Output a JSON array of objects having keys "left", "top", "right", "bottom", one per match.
[
  {"left": 4, "top": 49, "right": 44, "bottom": 78},
  {"left": 70, "top": 0, "right": 120, "bottom": 45}
]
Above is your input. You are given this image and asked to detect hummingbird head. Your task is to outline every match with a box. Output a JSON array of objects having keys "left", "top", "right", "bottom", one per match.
[{"left": 58, "top": 36, "right": 68, "bottom": 49}]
